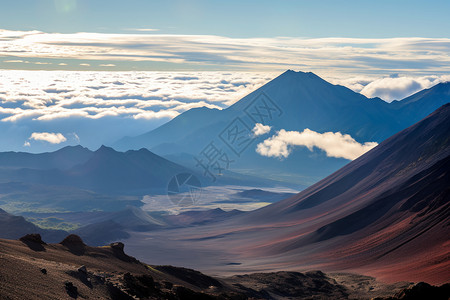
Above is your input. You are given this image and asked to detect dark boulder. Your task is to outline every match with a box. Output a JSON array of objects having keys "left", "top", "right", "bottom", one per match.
[
  {"left": 19, "top": 233, "right": 46, "bottom": 251},
  {"left": 19, "top": 233, "right": 46, "bottom": 245}
]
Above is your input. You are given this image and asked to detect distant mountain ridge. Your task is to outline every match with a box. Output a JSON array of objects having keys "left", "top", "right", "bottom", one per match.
[
  {"left": 0, "top": 145, "right": 92, "bottom": 170},
  {"left": 0, "top": 145, "right": 189, "bottom": 195},
  {"left": 115, "top": 71, "right": 450, "bottom": 184}
]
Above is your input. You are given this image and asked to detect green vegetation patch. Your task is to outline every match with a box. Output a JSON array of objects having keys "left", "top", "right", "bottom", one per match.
[{"left": 25, "top": 216, "right": 81, "bottom": 231}]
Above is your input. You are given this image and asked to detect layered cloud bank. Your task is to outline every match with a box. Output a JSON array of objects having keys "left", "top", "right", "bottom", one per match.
[
  {"left": 256, "top": 129, "right": 378, "bottom": 160},
  {"left": 0, "top": 71, "right": 272, "bottom": 151},
  {"left": 0, "top": 70, "right": 272, "bottom": 123},
  {"left": 0, "top": 69, "right": 446, "bottom": 152},
  {"left": 1, "top": 29, "right": 450, "bottom": 75},
  {"left": 0, "top": 70, "right": 447, "bottom": 126}
]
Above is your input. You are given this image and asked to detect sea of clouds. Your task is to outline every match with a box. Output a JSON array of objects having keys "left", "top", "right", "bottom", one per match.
[
  {"left": 0, "top": 70, "right": 448, "bottom": 153},
  {"left": 0, "top": 71, "right": 273, "bottom": 152}
]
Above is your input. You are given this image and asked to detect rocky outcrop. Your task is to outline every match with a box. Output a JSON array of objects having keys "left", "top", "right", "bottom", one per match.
[
  {"left": 19, "top": 233, "right": 46, "bottom": 251},
  {"left": 19, "top": 233, "right": 46, "bottom": 245},
  {"left": 60, "top": 234, "right": 86, "bottom": 255}
]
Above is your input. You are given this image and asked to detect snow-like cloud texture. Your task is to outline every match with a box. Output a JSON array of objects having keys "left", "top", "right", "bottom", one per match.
[
  {"left": 29, "top": 132, "right": 67, "bottom": 144},
  {"left": 256, "top": 129, "right": 378, "bottom": 160}
]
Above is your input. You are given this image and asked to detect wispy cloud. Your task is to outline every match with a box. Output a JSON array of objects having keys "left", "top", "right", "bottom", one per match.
[
  {"left": 256, "top": 129, "right": 378, "bottom": 160},
  {"left": 125, "top": 28, "right": 160, "bottom": 32},
  {"left": 252, "top": 123, "right": 271, "bottom": 137},
  {"left": 29, "top": 132, "right": 67, "bottom": 144},
  {"left": 3, "top": 60, "right": 25, "bottom": 63},
  {"left": 0, "top": 29, "right": 449, "bottom": 73}
]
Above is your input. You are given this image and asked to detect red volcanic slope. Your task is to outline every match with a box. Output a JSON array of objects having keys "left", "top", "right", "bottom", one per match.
[
  {"left": 228, "top": 103, "right": 450, "bottom": 284},
  {"left": 153, "top": 104, "right": 450, "bottom": 284}
]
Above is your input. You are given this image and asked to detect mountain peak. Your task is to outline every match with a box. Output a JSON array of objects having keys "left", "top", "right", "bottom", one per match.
[
  {"left": 266, "top": 69, "right": 331, "bottom": 91},
  {"left": 227, "top": 69, "right": 351, "bottom": 113},
  {"left": 95, "top": 145, "right": 116, "bottom": 153},
  {"left": 55, "top": 144, "right": 90, "bottom": 153},
  {"left": 279, "top": 69, "right": 320, "bottom": 80}
]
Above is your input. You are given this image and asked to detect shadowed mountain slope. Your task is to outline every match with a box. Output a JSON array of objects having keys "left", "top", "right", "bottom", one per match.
[
  {"left": 124, "top": 104, "right": 450, "bottom": 285},
  {"left": 0, "top": 208, "right": 67, "bottom": 242}
]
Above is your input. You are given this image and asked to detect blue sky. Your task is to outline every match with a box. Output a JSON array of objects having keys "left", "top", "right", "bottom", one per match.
[{"left": 2, "top": 0, "right": 450, "bottom": 38}]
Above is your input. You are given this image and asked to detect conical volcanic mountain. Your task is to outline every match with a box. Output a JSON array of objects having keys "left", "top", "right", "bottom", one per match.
[{"left": 115, "top": 70, "right": 450, "bottom": 184}]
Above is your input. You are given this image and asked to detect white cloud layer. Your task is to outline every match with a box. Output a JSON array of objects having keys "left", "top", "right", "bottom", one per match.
[
  {"left": 256, "top": 129, "right": 378, "bottom": 160},
  {"left": 0, "top": 29, "right": 449, "bottom": 74},
  {"left": 0, "top": 69, "right": 445, "bottom": 152},
  {"left": 29, "top": 132, "right": 67, "bottom": 144},
  {"left": 331, "top": 74, "right": 450, "bottom": 101},
  {"left": 252, "top": 123, "right": 271, "bottom": 136},
  {"left": 0, "top": 70, "right": 274, "bottom": 151},
  {"left": 0, "top": 70, "right": 272, "bottom": 123}
]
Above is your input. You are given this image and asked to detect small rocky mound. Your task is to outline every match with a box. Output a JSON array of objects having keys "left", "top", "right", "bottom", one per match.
[
  {"left": 65, "top": 281, "right": 78, "bottom": 298},
  {"left": 110, "top": 242, "right": 125, "bottom": 251},
  {"left": 60, "top": 234, "right": 85, "bottom": 246},
  {"left": 60, "top": 234, "right": 86, "bottom": 255},
  {"left": 109, "top": 242, "right": 137, "bottom": 263},
  {"left": 77, "top": 265, "right": 87, "bottom": 275},
  {"left": 19, "top": 233, "right": 46, "bottom": 245},
  {"left": 19, "top": 233, "right": 47, "bottom": 251}
]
